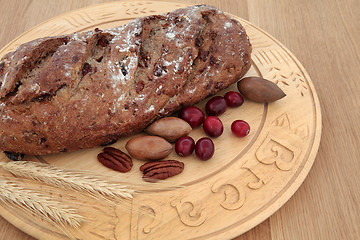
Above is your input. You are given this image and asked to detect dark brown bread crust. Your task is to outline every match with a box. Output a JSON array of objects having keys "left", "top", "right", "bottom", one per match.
[{"left": 0, "top": 5, "right": 252, "bottom": 155}]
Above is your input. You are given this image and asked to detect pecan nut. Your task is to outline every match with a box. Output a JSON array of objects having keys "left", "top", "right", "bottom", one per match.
[
  {"left": 97, "top": 147, "right": 133, "bottom": 173},
  {"left": 140, "top": 160, "right": 184, "bottom": 181}
]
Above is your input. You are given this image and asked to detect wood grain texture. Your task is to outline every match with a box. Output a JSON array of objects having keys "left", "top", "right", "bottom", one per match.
[
  {"left": 0, "top": 2, "right": 321, "bottom": 238},
  {"left": 0, "top": 0, "right": 358, "bottom": 240}
]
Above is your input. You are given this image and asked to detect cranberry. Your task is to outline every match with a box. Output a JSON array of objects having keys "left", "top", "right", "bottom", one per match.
[
  {"left": 231, "top": 120, "right": 250, "bottom": 137},
  {"left": 179, "top": 106, "right": 205, "bottom": 128},
  {"left": 175, "top": 136, "right": 195, "bottom": 157},
  {"left": 205, "top": 96, "right": 227, "bottom": 116},
  {"left": 195, "top": 137, "right": 214, "bottom": 160},
  {"left": 224, "top": 91, "right": 244, "bottom": 107},
  {"left": 203, "top": 116, "right": 223, "bottom": 138}
]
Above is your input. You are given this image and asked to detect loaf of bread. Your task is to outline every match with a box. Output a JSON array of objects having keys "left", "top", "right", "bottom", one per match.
[{"left": 0, "top": 5, "right": 252, "bottom": 155}]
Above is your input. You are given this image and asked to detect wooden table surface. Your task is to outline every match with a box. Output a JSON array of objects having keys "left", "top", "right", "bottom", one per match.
[{"left": 0, "top": 0, "right": 359, "bottom": 239}]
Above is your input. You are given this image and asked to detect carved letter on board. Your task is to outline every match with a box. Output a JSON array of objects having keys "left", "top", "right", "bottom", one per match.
[
  {"left": 212, "top": 182, "right": 246, "bottom": 210},
  {"left": 256, "top": 133, "right": 301, "bottom": 171},
  {"left": 171, "top": 199, "right": 207, "bottom": 227}
]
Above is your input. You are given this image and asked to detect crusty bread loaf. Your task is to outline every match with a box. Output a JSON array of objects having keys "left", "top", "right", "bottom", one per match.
[{"left": 0, "top": 5, "right": 252, "bottom": 155}]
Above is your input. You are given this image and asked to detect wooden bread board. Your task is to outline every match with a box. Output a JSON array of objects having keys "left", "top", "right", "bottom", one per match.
[{"left": 0, "top": 1, "right": 321, "bottom": 239}]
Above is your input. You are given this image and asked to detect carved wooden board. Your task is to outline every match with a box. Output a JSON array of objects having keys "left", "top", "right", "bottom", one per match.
[{"left": 0, "top": 1, "right": 321, "bottom": 239}]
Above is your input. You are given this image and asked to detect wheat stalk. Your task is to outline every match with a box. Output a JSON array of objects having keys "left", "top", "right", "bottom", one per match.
[
  {"left": 0, "top": 161, "right": 134, "bottom": 201},
  {"left": 0, "top": 179, "right": 84, "bottom": 228}
]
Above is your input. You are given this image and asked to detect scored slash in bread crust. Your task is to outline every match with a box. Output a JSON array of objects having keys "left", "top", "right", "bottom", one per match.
[{"left": 0, "top": 5, "right": 252, "bottom": 155}]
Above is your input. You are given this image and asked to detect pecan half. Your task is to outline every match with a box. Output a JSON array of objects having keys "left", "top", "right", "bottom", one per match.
[
  {"left": 97, "top": 147, "right": 133, "bottom": 173},
  {"left": 140, "top": 160, "right": 184, "bottom": 181}
]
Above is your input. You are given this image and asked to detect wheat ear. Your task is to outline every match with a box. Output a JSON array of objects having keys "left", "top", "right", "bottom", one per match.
[
  {"left": 0, "top": 179, "right": 84, "bottom": 228},
  {"left": 0, "top": 161, "right": 134, "bottom": 200}
]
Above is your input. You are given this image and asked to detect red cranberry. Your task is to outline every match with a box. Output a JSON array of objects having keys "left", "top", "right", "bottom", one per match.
[
  {"left": 203, "top": 116, "right": 223, "bottom": 138},
  {"left": 205, "top": 96, "right": 227, "bottom": 116},
  {"left": 195, "top": 137, "right": 214, "bottom": 160},
  {"left": 179, "top": 106, "right": 205, "bottom": 128},
  {"left": 175, "top": 136, "right": 195, "bottom": 157},
  {"left": 231, "top": 120, "right": 250, "bottom": 137},
  {"left": 224, "top": 91, "right": 244, "bottom": 107}
]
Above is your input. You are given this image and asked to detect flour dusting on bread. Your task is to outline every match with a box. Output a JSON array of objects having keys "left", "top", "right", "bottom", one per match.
[{"left": 0, "top": 5, "right": 252, "bottom": 155}]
